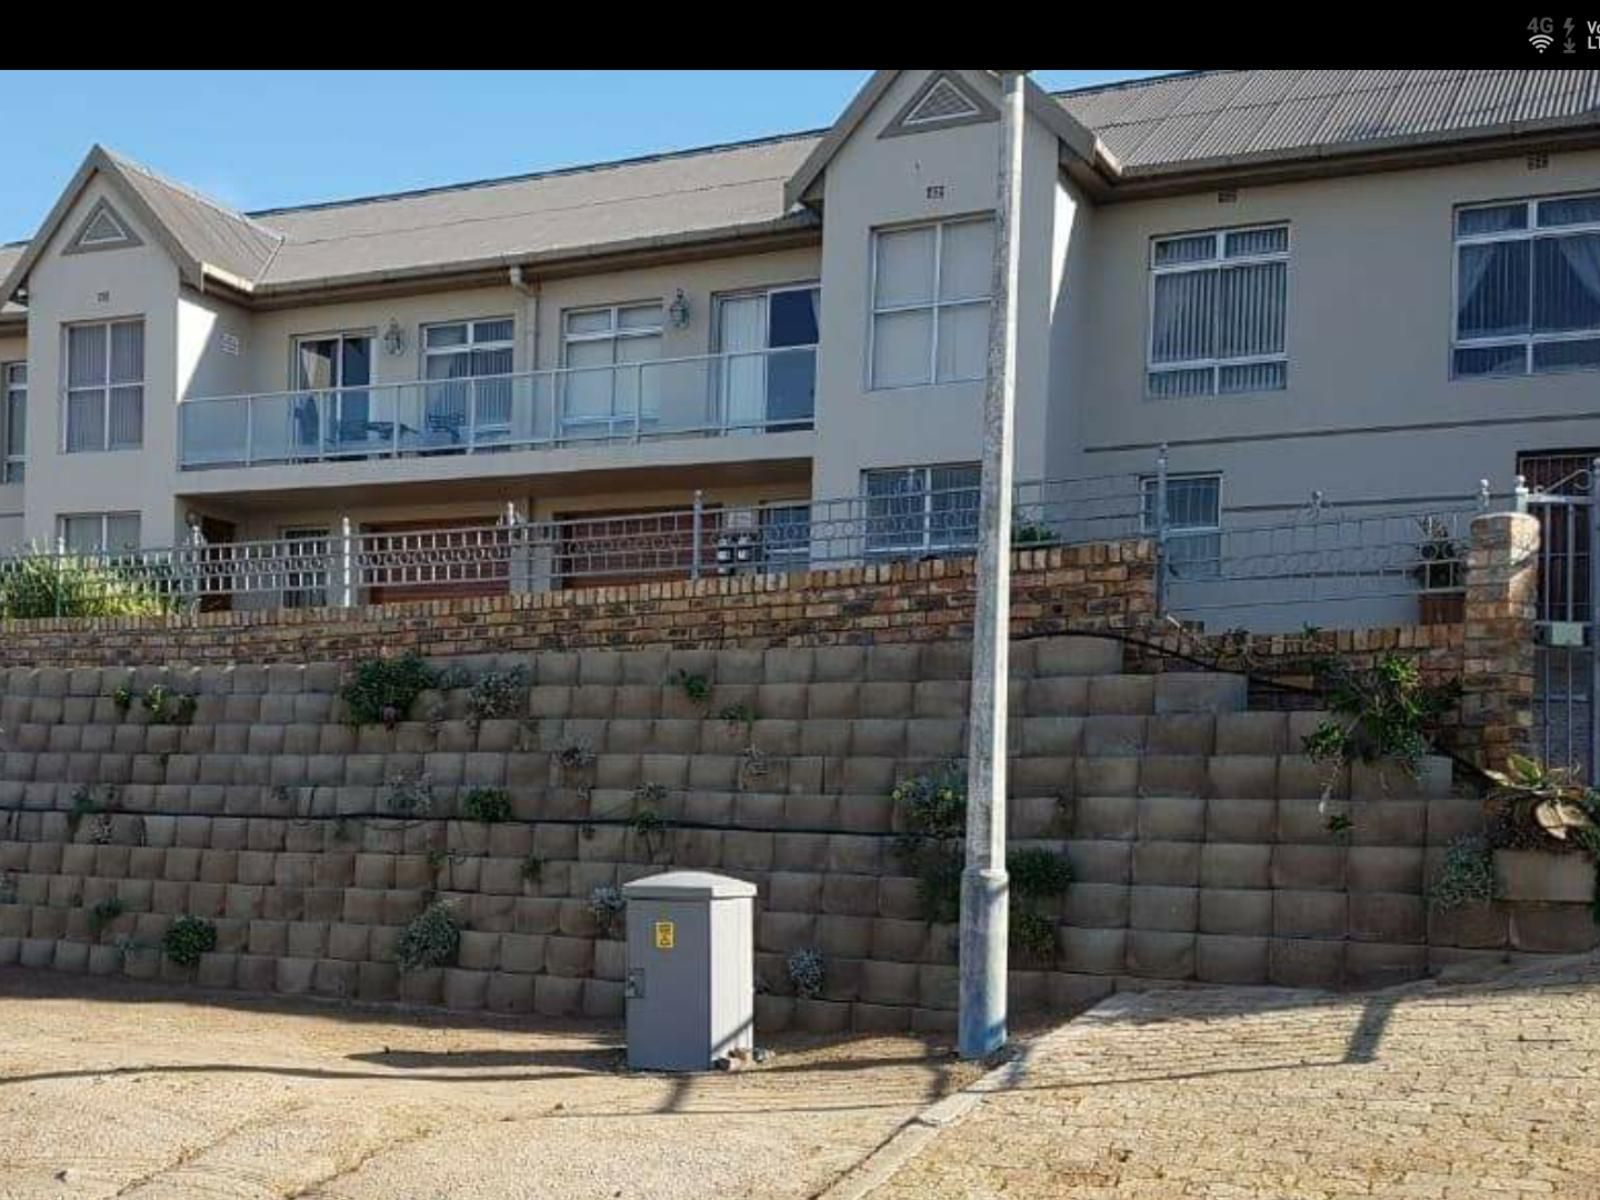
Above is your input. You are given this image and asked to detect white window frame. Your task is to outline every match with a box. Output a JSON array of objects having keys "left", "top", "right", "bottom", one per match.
[
  {"left": 420, "top": 316, "right": 515, "bottom": 376},
  {"left": 1452, "top": 191, "right": 1600, "bottom": 378},
  {"left": 560, "top": 302, "right": 665, "bottom": 432},
  {"left": 862, "top": 463, "right": 982, "bottom": 556},
  {"left": 62, "top": 317, "right": 144, "bottom": 452},
  {"left": 867, "top": 216, "right": 994, "bottom": 391},
  {"left": 1140, "top": 472, "right": 1223, "bottom": 579},
  {"left": 1146, "top": 224, "right": 1290, "bottom": 398},
  {"left": 57, "top": 511, "right": 141, "bottom": 555},
  {"left": 2, "top": 362, "right": 23, "bottom": 483}
]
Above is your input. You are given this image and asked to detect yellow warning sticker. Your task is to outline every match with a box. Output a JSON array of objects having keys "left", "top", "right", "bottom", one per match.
[{"left": 654, "top": 921, "right": 676, "bottom": 950}]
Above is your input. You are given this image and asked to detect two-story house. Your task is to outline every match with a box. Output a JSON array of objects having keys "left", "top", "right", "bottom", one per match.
[{"left": 2, "top": 68, "right": 1599, "bottom": 612}]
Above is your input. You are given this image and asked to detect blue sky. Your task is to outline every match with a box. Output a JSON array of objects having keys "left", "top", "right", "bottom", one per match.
[{"left": 0, "top": 70, "right": 1172, "bottom": 243}]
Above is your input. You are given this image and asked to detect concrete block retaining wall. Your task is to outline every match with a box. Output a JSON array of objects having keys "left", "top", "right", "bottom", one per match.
[{"left": 0, "top": 635, "right": 1585, "bottom": 1032}]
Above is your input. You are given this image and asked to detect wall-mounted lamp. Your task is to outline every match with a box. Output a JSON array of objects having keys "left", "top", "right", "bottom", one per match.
[
  {"left": 668, "top": 289, "right": 691, "bottom": 329},
  {"left": 382, "top": 318, "right": 407, "bottom": 356}
]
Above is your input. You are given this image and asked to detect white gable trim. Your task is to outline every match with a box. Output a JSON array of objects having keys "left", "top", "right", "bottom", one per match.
[
  {"left": 62, "top": 197, "right": 143, "bottom": 256},
  {"left": 880, "top": 71, "right": 998, "bottom": 138}
]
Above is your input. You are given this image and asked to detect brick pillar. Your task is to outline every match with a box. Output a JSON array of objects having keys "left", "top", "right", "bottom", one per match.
[{"left": 1460, "top": 511, "right": 1540, "bottom": 772}]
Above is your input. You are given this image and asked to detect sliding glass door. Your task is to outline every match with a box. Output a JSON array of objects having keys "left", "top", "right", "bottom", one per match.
[{"left": 715, "top": 285, "right": 818, "bottom": 433}]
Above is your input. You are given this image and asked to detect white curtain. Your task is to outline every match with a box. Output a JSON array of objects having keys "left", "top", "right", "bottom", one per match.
[{"left": 718, "top": 296, "right": 766, "bottom": 433}]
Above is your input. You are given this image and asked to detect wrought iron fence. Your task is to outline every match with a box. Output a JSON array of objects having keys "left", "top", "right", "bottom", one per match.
[{"left": 0, "top": 455, "right": 1509, "bottom": 628}]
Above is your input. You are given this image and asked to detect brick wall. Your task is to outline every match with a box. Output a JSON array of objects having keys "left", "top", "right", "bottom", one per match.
[{"left": 0, "top": 542, "right": 1157, "bottom": 669}]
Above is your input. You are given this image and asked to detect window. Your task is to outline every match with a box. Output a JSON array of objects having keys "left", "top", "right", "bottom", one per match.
[
  {"left": 561, "top": 303, "right": 663, "bottom": 435},
  {"left": 1141, "top": 474, "right": 1222, "bottom": 578},
  {"left": 759, "top": 503, "right": 812, "bottom": 571},
  {"left": 3, "top": 363, "right": 23, "bottom": 482},
  {"left": 1454, "top": 193, "right": 1600, "bottom": 377},
  {"left": 294, "top": 332, "right": 373, "bottom": 453},
  {"left": 869, "top": 217, "right": 993, "bottom": 389},
  {"left": 715, "top": 285, "right": 819, "bottom": 431},
  {"left": 863, "top": 464, "right": 981, "bottom": 555},
  {"left": 58, "top": 512, "right": 140, "bottom": 555},
  {"left": 1148, "top": 225, "right": 1288, "bottom": 397},
  {"left": 422, "top": 317, "right": 515, "bottom": 445},
  {"left": 65, "top": 319, "right": 144, "bottom": 451}
]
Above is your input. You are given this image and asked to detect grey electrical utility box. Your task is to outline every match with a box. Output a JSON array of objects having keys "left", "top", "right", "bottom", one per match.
[{"left": 621, "top": 871, "right": 756, "bottom": 1072}]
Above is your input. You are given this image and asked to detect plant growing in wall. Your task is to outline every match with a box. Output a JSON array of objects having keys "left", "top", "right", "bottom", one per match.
[
  {"left": 671, "top": 669, "right": 713, "bottom": 707},
  {"left": 1302, "top": 653, "right": 1461, "bottom": 794},
  {"left": 162, "top": 915, "right": 218, "bottom": 967},
  {"left": 891, "top": 762, "right": 969, "bottom": 924},
  {"left": 396, "top": 900, "right": 463, "bottom": 972},
  {"left": 786, "top": 948, "right": 826, "bottom": 1000},
  {"left": 88, "top": 896, "right": 125, "bottom": 936},
  {"left": 557, "top": 739, "right": 597, "bottom": 774},
  {"left": 521, "top": 854, "right": 543, "bottom": 886},
  {"left": 384, "top": 767, "right": 435, "bottom": 817},
  {"left": 460, "top": 787, "right": 513, "bottom": 823},
  {"left": 587, "top": 885, "right": 626, "bottom": 939},
  {"left": 112, "top": 685, "right": 134, "bottom": 715},
  {"left": 342, "top": 652, "right": 439, "bottom": 729},
  {"left": 465, "top": 665, "right": 531, "bottom": 731},
  {"left": 1006, "top": 847, "right": 1074, "bottom": 964},
  {"left": 140, "top": 685, "right": 197, "bottom": 726},
  {"left": 66, "top": 784, "right": 117, "bottom": 839},
  {"left": 1428, "top": 835, "right": 1497, "bottom": 911},
  {"left": 630, "top": 783, "right": 670, "bottom": 861}
]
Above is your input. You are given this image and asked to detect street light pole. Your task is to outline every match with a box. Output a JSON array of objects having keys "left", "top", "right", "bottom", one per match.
[{"left": 959, "top": 68, "right": 1026, "bottom": 1061}]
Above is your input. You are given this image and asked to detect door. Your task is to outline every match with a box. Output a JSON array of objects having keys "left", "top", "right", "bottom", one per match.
[
  {"left": 296, "top": 334, "right": 373, "bottom": 454},
  {"left": 1519, "top": 449, "right": 1600, "bottom": 781},
  {"left": 196, "top": 517, "right": 236, "bottom": 613},
  {"left": 715, "top": 286, "right": 819, "bottom": 433}
]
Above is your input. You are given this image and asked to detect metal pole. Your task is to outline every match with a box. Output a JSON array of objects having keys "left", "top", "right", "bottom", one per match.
[
  {"left": 340, "top": 515, "right": 354, "bottom": 608},
  {"left": 1155, "top": 443, "right": 1170, "bottom": 619},
  {"left": 691, "top": 490, "right": 704, "bottom": 581},
  {"left": 959, "top": 68, "right": 1025, "bottom": 1062}
]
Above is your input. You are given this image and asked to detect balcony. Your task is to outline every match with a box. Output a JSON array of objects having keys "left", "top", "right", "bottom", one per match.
[{"left": 178, "top": 347, "right": 817, "bottom": 470}]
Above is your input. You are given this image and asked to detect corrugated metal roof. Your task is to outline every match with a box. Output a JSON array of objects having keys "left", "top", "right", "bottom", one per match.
[
  {"left": 249, "top": 133, "right": 820, "bottom": 289},
  {"left": 1057, "top": 68, "right": 1600, "bottom": 173},
  {"left": 104, "top": 151, "right": 281, "bottom": 284}
]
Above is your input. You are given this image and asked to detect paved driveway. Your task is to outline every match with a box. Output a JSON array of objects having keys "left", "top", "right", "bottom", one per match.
[
  {"left": 872, "top": 955, "right": 1600, "bottom": 1199},
  {"left": 0, "top": 969, "right": 989, "bottom": 1200}
]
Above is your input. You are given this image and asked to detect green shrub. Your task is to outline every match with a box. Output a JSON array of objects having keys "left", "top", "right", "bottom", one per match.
[
  {"left": 1007, "top": 848, "right": 1074, "bottom": 899},
  {"left": 343, "top": 652, "right": 438, "bottom": 728},
  {"left": 385, "top": 768, "right": 434, "bottom": 816},
  {"left": 88, "top": 896, "right": 125, "bottom": 935},
  {"left": 671, "top": 669, "right": 712, "bottom": 705},
  {"left": 141, "top": 685, "right": 197, "bottom": 726},
  {"left": 396, "top": 901, "right": 462, "bottom": 972},
  {"left": 0, "top": 551, "right": 178, "bottom": 619},
  {"left": 1010, "top": 908, "right": 1058, "bottom": 962},
  {"left": 892, "top": 763, "right": 968, "bottom": 842},
  {"left": 162, "top": 915, "right": 217, "bottom": 967},
  {"left": 1303, "top": 654, "right": 1461, "bottom": 781},
  {"left": 461, "top": 787, "right": 513, "bottom": 823}
]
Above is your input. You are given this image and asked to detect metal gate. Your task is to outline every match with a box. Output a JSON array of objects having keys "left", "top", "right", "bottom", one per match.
[{"left": 1523, "top": 457, "right": 1598, "bottom": 782}]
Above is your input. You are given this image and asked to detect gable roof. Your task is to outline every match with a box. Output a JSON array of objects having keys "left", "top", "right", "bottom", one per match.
[
  {"left": 1056, "top": 69, "right": 1600, "bottom": 179},
  {"left": 784, "top": 70, "right": 1100, "bottom": 209},
  {"left": 5, "top": 69, "right": 1600, "bottom": 312},
  {"left": 247, "top": 132, "right": 821, "bottom": 292}
]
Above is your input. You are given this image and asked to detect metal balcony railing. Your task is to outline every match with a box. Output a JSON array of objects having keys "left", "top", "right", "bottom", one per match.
[{"left": 177, "top": 346, "right": 818, "bottom": 469}]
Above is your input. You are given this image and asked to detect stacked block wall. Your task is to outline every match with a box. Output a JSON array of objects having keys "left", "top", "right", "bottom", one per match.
[{"left": 0, "top": 637, "right": 1578, "bottom": 1033}]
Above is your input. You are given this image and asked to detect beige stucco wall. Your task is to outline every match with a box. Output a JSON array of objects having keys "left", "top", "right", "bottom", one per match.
[
  {"left": 1056, "top": 147, "right": 1600, "bottom": 509},
  {"left": 19, "top": 179, "right": 185, "bottom": 547},
  {"left": 808, "top": 71, "right": 1064, "bottom": 501}
]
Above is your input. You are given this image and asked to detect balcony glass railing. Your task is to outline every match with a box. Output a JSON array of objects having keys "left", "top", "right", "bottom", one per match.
[{"left": 178, "top": 347, "right": 816, "bottom": 469}]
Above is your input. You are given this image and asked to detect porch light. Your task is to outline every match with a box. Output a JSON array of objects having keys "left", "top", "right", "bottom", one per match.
[
  {"left": 382, "top": 319, "right": 406, "bottom": 356},
  {"left": 668, "top": 289, "right": 691, "bottom": 329}
]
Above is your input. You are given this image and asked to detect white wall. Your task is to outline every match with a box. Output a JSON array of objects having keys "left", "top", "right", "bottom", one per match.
[
  {"left": 809, "top": 71, "right": 1065, "bottom": 502},
  {"left": 1052, "top": 147, "right": 1600, "bottom": 510},
  {"left": 20, "top": 178, "right": 185, "bottom": 546}
]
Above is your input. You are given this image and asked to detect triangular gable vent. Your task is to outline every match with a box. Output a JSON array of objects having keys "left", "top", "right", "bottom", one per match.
[
  {"left": 907, "top": 78, "right": 981, "bottom": 124},
  {"left": 65, "top": 198, "right": 141, "bottom": 254},
  {"left": 881, "top": 72, "right": 999, "bottom": 139}
]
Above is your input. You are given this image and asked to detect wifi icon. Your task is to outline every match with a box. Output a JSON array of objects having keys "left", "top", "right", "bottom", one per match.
[{"left": 1530, "top": 32, "right": 1555, "bottom": 51}]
